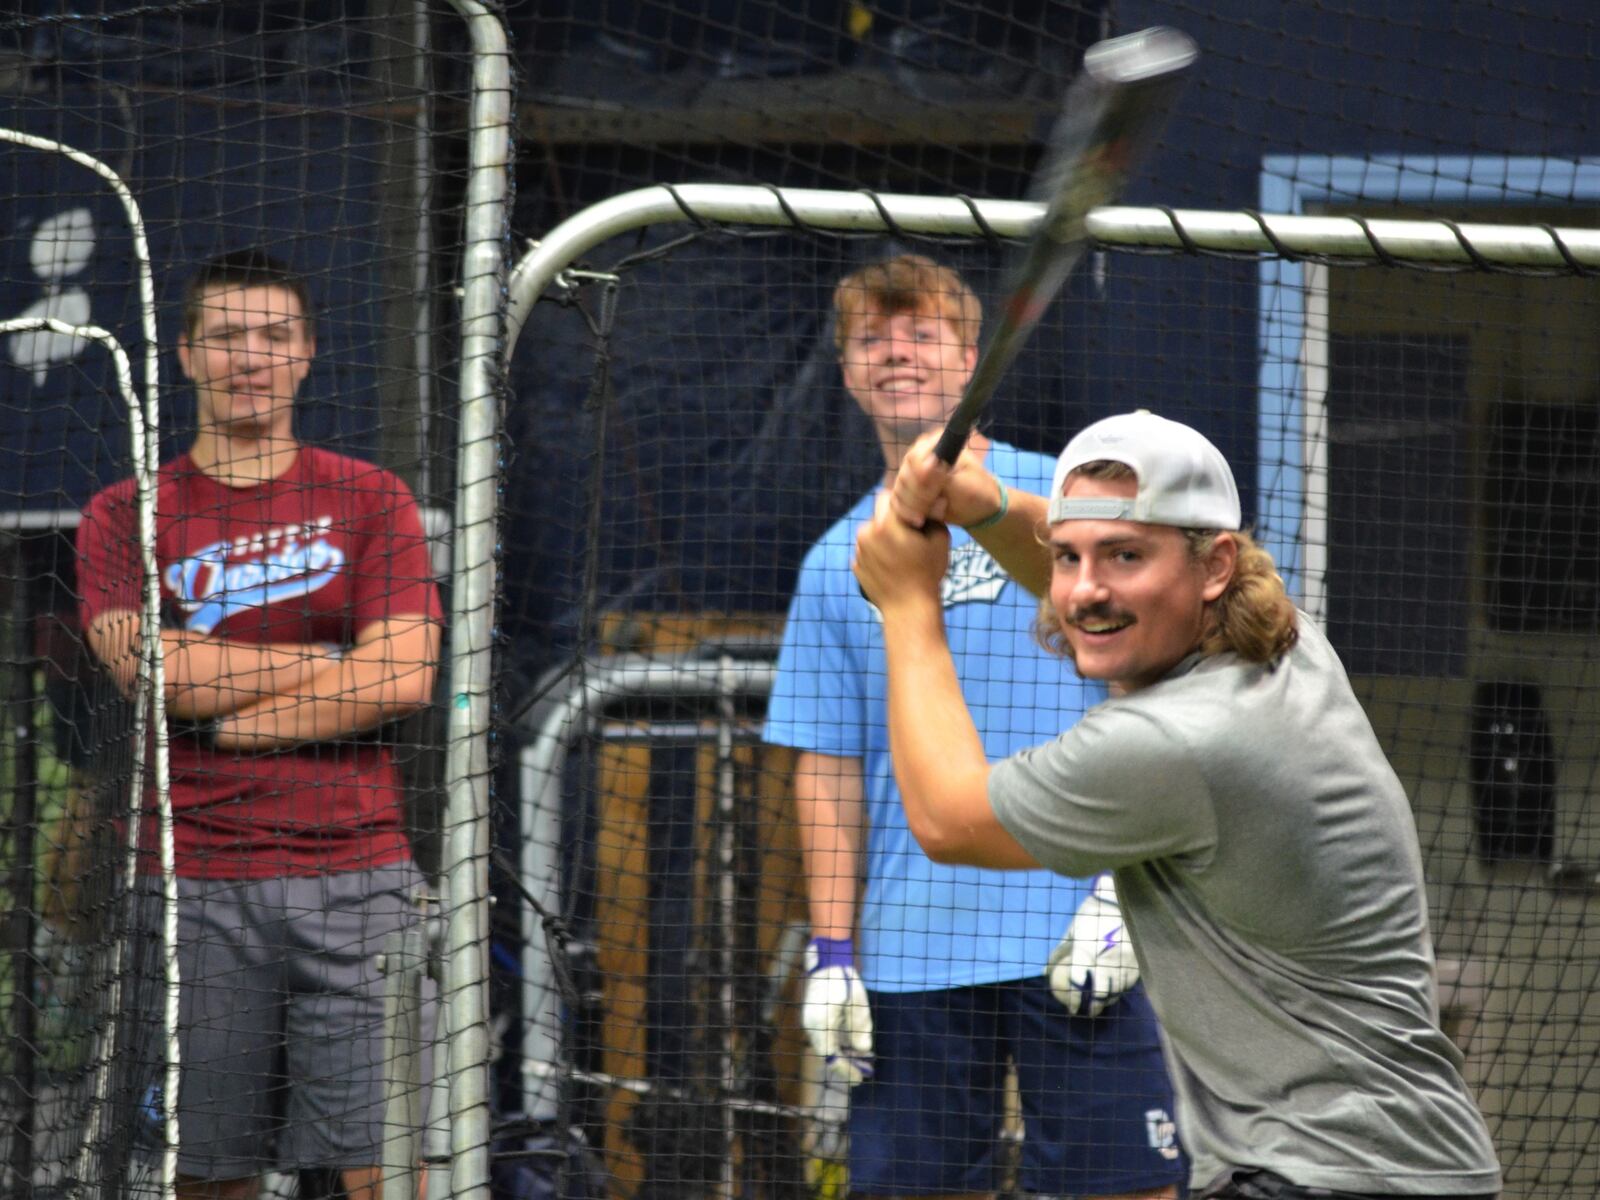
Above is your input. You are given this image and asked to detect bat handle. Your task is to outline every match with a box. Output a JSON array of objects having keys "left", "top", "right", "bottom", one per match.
[{"left": 932, "top": 413, "right": 976, "bottom": 466}]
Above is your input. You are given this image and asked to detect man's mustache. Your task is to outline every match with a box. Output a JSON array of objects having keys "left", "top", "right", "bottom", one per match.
[{"left": 1064, "top": 603, "right": 1134, "bottom": 630}]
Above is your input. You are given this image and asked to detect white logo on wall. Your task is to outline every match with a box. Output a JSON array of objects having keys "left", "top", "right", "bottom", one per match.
[{"left": 8, "top": 207, "right": 96, "bottom": 384}]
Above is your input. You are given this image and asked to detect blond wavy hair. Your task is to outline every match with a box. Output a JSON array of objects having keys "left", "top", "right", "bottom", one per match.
[
  {"left": 832, "top": 254, "right": 982, "bottom": 355},
  {"left": 1034, "top": 460, "right": 1299, "bottom": 667}
]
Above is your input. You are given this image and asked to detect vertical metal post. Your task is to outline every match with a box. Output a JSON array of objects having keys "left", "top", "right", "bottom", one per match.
[
  {"left": 518, "top": 739, "right": 565, "bottom": 1124},
  {"left": 3, "top": 535, "right": 38, "bottom": 1196},
  {"left": 441, "top": 4, "right": 513, "bottom": 1199},
  {"left": 713, "top": 655, "right": 739, "bottom": 1200},
  {"left": 0, "top": 131, "right": 168, "bottom": 1200},
  {"left": 380, "top": 918, "right": 432, "bottom": 1200}
]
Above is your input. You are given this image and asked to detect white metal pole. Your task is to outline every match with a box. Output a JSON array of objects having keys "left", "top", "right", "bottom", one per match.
[{"left": 439, "top": 5, "right": 513, "bottom": 1198}]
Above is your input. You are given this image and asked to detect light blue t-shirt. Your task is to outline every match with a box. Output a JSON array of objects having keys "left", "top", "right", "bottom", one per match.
[{"left": 764, "top": 442, "right": 1107, "bottom": 992}]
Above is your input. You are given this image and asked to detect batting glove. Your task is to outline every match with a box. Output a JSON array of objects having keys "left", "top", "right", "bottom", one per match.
[
  {"left": 802, "top": 936, "right": 874, "bottom": 1085},
  {"left": 1048, "top": 874, "right": 1140, "bottom": 1017}
]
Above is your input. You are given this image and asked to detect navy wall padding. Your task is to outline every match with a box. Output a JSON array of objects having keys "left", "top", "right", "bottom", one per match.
[
  {"left": 500, "top": 0, "right": 1598, "bottom": 683},
  {"left": 2, "top": 90, "right": 388, "bottom": 513}
]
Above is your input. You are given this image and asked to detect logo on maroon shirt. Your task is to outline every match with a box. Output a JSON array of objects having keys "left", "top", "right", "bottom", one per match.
[{"left": 164, "top": 518, "right": 345, "bottom": 633}]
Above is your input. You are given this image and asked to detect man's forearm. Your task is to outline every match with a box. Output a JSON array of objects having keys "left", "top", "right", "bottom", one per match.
[
  {"left": 794, "top": 752, "right": 865, "bottom": 940},
  {"left": 881, "top": 598, "right": 988, "bottom": 840},
  {"left": 805, "top": 841, "right": 861, "bottom": 941},
  {"left": 967, "top": 487, "right": 1053, "bottom": 598},
  {"left": 216, "top": 620, "right": 439, "bottom": 749},
  {"left": 853, "top": 491, "right": 1036, "bottom": 869},
  {"left": 880, "top": 597, "right": 1036, "bottom": 869},
  {"left": 81, "top": 611, "right": 336, "bottom": 717},
  {"left": 164, "top": 631, "right": 337, "bottom": 719}
]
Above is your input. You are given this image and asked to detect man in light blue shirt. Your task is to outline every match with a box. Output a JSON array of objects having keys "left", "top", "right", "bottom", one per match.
[{"left": 765, "top": 255, "right": 1184, "bottom": 1200}]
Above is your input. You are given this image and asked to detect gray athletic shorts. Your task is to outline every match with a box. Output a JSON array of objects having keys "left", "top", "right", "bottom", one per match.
[{"left": 133, "top": 864, "right": 435, "bottom": 1179}]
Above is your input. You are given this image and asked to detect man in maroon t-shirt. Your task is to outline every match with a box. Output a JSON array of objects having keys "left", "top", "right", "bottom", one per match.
[{"left": 77, "top": 250, "right": 442, "bottom": 1200}]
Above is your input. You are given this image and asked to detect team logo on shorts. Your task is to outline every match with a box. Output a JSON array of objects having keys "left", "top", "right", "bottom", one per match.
[{"left": 1145, "top": 1107, "right": 1181, "bottom": 1160}]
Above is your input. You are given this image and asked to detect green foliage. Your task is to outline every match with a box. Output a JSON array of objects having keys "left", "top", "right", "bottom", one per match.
[{"left": 1, "top": 669, "right": 93, "bottom": 1079}]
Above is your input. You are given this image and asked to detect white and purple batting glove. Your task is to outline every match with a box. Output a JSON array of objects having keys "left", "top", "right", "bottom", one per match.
[
  {"left": 802, "top": 936, "right": 874, "bottom": 1085},
  {"left": 1048, "top": 873, "right": 1140, "bottom": 1017}
]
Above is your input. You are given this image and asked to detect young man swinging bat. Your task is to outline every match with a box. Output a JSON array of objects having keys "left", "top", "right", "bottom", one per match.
[{"left": 858, "top": 408, "right": 1502, "bottom": 1200}]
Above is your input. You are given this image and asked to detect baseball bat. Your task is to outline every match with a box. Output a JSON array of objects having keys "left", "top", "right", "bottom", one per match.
[{"left": 932, "top": 26, "right": 1199, "bottom": 465}]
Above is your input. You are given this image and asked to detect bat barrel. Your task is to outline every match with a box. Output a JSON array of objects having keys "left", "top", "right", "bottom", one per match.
[
  {"left": 933, "top": 26, "right": 1197, "bottom": 466},
  {"left": 1084, "top": 26, "right": 1199, "bottom": 86}
]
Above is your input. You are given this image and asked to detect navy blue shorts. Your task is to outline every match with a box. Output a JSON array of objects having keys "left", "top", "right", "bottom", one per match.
[{"left": 848, "top": 977, "right": 1186, "bottom": 1196}]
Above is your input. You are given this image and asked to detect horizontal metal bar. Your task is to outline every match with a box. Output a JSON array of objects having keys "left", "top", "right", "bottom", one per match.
[
  {"left": 505, "top": 184, "right": 1600, "bottom": 359},
  {"left": 1086, "top": 205, "right": 1600, "bottom": 270},
  {"left": 519, "top": 1059, "right": 801, "bottom": 1120},
  {"left": 594, "top": 722, "right": 770, "bottom": 742}
]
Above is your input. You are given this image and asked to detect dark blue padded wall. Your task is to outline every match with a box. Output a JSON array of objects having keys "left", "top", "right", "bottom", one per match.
[{"left": 1, "top": 93, "right": 388, "bottom": 515}]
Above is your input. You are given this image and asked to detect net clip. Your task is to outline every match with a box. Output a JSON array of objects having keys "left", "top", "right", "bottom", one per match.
[{"left": 554, "top": 267, "right": 621, "bottom": 297}]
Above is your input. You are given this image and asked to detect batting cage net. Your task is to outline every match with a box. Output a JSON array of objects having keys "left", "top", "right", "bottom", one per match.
[
  {"left": 1, "top": 3, "right": 505, "bottom": 1198},
  {"left": 504, "top": 198, "right": 1600, "bottom": 1200},
  {"left": 3, "top": 3, "right": 1598, "bottom": 1200}
]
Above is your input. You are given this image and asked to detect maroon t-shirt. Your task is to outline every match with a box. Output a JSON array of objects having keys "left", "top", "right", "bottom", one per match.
[{"left": 77, "top": 447, "right": 443, "bottom": 879}]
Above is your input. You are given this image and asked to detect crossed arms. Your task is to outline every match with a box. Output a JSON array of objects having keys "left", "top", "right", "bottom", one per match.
[{"left": 84, "top": 611, "right": 440, "bottom": 751}]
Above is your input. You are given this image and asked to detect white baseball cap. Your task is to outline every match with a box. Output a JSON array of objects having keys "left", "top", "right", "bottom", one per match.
[{"left": 1047, "top": 410, "right": 1242, "bottom": 530}]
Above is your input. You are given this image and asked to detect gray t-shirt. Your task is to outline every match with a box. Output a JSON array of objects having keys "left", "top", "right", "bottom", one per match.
[{"left": 990, "top": 616, "right": 1500, "bottom": 1197}]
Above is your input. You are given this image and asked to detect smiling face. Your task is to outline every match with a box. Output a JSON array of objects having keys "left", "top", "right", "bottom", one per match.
[
  {"left": 1047, "top": 473, "right": 1236, "bottom": 692},
  {"left": 839, "top": 304, "right": 977, "bottom": 465},
  {"left": 178, "top": 282, "right": 315, "bottom": 440}
]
